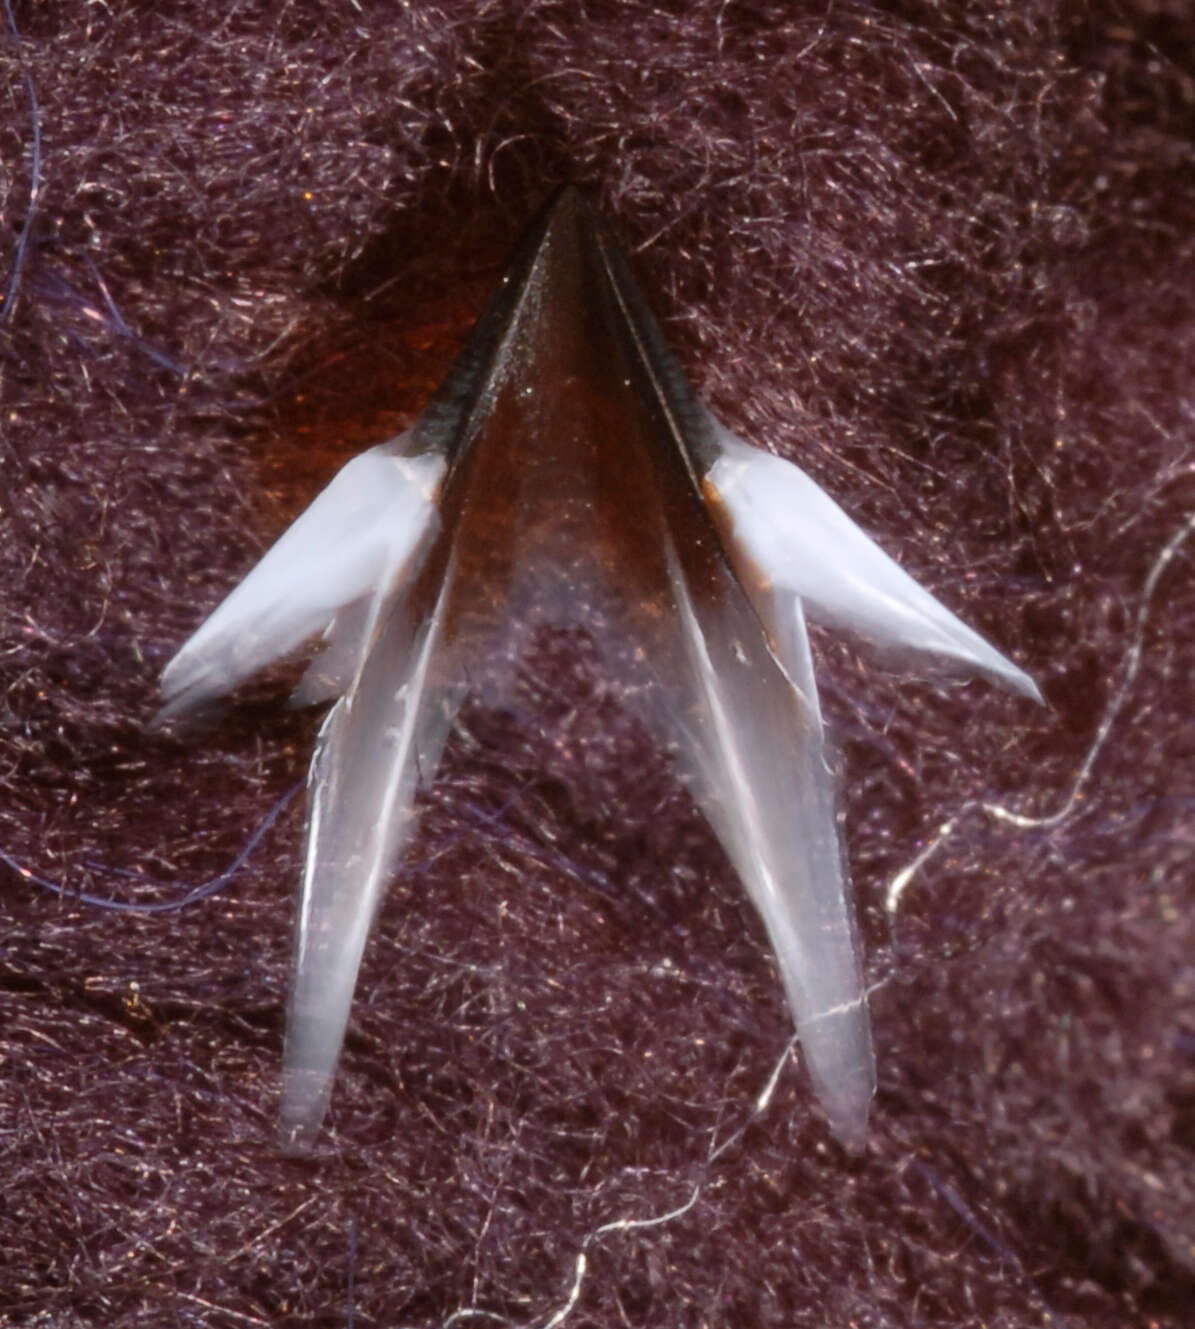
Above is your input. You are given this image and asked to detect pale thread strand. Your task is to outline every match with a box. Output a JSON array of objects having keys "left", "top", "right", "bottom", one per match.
[{"left": 886, "top": 512, "right": 1195, "bottom": 913}]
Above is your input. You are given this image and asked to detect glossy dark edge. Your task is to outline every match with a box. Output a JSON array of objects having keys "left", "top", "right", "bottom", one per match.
[
  {"left": 411, "top": 189, "right": 722, "bottom": 484},
  {"left": 408, "top": 187, "right": 579, "bottom": 464}
]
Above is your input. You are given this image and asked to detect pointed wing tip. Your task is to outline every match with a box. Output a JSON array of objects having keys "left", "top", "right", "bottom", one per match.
[
  {"left": 987, "top": 657, "right": 1044, "bottom": 706},
  {"left": 279, "top": 1069, "right": 334, "bottom": 1154},
  {"left": 827, "top": 1101, "right": 872, "bottom": 1155},
  {"left": 155, "top": 674, "right": 202, "bottom": 725},
  {"left": 151, "top": 699, "right": 180, "bottom": 729},
  {"left": 1013, "top": 669, "right": 1046, "bottom": 707},
  {"left": 807, "top": 1040, "right": 874, "bottom": 1152},
  {"left": 799, "top": 1003, "right": 877, "bottom": 1154},
  {"left": 277, "top": 1119, "right": 322, "bottom": 1157},
  {"left": 156, "top": 659, "right": 225, "bottom": 722}
]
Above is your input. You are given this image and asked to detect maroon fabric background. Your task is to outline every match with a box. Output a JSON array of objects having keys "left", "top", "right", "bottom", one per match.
[{"left": 2, "top": 2, "right": 1193, "bottom": 1325}]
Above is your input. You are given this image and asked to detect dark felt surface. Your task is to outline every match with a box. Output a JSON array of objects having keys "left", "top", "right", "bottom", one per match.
[{"left": 1, "top": 2, "right": 1193, "bottom": 1325}]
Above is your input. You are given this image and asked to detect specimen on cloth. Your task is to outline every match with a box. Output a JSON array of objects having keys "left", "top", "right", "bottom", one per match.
[{"left": 162, "top": 189, "right": 1039, "bottom": 1151}]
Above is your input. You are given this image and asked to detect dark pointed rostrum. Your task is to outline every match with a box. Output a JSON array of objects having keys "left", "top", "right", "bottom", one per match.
[{"left": 408, "top": 188, "right": 766, "bottom": 696}]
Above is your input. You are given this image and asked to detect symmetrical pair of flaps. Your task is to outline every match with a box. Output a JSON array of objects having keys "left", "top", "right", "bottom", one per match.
[{"left": 162, "top": 189, "right": 1039, "bottom": 1151}]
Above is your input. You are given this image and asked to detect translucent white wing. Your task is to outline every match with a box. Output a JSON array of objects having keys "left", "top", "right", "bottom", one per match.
[
  {"left": 280, "top": 569, "right": 463, "bottom": 1151},
  {"left": 704, "top": 422, "right": 1042, "bottom": 702},
  {"left": 159, "top": 435, "right": 445, "bottom": 715},
  {"left": 656, "top": 549, "right": 874, "bottom": 1150}
]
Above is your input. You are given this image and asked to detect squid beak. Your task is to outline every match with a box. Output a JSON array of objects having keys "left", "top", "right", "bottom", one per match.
[{"left": 164, "top": 188, "right": 1036, "bottom": 1153}]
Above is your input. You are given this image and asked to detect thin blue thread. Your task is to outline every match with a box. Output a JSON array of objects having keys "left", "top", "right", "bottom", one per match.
[
  {"left": 2, "top": 0, "right": 41, "bottom": 323},
  {"left": 4, "top": 783, "right": 301, "bottom": 914}
]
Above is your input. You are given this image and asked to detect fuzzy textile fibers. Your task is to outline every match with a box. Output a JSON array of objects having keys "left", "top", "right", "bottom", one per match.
[{"left": 1, "top": 2, "right": 1193, "bottom": 1326}]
